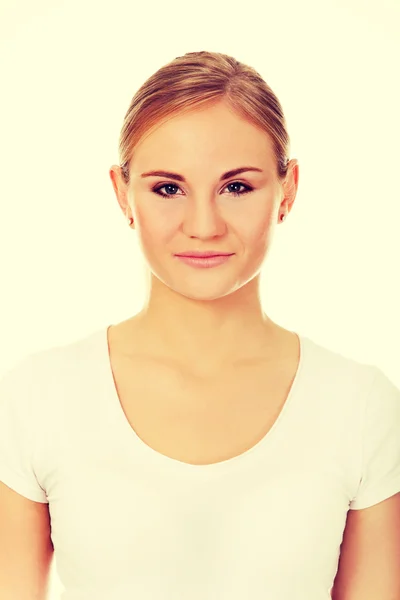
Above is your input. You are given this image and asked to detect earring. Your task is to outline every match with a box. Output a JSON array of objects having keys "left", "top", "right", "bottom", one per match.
[
  {"left": 128, "top": 217, "right": 134, "bottom": 225},
  {"left": 280, "top": 214, "right": 286, "bottom": 222}
]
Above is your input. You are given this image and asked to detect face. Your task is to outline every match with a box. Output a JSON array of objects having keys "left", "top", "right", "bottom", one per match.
[{"left": 110, "top": 101, "right": 299, "bottom": 302}]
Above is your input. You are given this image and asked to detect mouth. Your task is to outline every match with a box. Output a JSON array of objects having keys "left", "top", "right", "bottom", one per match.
[
  {"left": 174, "top": 254, "right": 234, "bottom": 269},
  {"left": 174, "top": 252, "right": 234, "bottom": 258}
]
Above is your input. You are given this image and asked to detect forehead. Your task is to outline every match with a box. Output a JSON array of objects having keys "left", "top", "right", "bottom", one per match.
[{"left": 130, "top": 103, "right": 276, "bottom": 176}]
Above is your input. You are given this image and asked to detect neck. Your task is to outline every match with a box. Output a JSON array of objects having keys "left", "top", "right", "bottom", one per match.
[{"left": 130, "top": 277, "right": 281, "bottom": 371}]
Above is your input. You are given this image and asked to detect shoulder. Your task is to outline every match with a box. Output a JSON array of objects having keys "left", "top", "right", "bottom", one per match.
[{"left": 300, "top": 335, "right": 379, "bottom": 395}]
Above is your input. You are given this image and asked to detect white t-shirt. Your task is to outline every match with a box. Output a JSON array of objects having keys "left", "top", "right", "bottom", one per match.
[{"left": 1, "top": 326, "right": 400, "bottom": 600}]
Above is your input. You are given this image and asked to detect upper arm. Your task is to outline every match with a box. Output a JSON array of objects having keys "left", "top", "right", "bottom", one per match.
[
  {"left": 332, "top": 492, "right": 400, "bottom": 600},
  {"left": 0, "top": 480, "right": 54, "bottom": 600}
]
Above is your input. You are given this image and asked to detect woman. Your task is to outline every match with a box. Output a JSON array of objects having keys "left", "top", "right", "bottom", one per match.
[{"left": 1, "top": 50, "right": 399, "bottom": 600}]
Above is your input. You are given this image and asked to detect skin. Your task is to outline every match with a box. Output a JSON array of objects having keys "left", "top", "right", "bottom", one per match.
[
  {"left": 109, "top": 100, "right": 299, "bottom": 371},
  {"left": 109, "top": 102, "right": 400, "bottom": 597}
]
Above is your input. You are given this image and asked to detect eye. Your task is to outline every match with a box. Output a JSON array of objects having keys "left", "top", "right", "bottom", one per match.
[{"left": 152, "top": 181, "right": 254, "bottom": 198}]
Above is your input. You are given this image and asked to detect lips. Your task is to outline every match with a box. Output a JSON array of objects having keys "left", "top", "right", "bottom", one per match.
[{"left": 175, "top": 252, "right": 233, "bottom": 258}]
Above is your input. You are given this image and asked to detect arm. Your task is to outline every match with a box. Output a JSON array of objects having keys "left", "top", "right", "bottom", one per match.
[
  {"left": 0, "top": 481, "right": 54, "bottom": 600},
  {"left": 332, "top": 492, "right": 400, "bottom": 600}
]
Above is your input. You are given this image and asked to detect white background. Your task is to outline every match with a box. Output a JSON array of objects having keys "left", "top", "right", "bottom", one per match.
[{"left": 0, "top": 0, "right": 399, "bottom": 597}]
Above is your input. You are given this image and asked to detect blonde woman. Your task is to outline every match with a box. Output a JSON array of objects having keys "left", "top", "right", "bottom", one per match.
[{"left": 1, "top": 51, "right": 400, "bottom": 600}]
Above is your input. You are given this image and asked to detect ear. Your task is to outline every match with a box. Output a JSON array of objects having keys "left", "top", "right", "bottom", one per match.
[
  {"left": 109, "top": 165, "right": 131, "bottom": 221},
  {"left": 281, "top": 159, "right": 299, "bottom": 214}
]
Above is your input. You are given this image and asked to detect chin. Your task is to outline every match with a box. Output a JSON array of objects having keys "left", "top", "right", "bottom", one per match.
[{"left": 170, "top": 280, "right": 242, "bottom": 301}]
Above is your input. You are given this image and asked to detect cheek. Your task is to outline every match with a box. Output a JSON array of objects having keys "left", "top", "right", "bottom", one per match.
[
  {"left": 134, "top": 204, "right": 178, "bottom": 244},
  {"left": 236, "top": 205, "right": 275, "bottom": 245}
]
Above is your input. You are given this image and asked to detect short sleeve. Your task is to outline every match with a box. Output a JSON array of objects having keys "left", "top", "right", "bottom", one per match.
[
  {"left": 0, "top": 356, "right": 48, "bottom": 503},
  {"left": 350, "top": 366, "right": 400, "bottom": 510}
]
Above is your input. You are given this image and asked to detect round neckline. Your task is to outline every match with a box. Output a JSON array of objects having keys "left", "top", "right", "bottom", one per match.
[{"left": 100, "top": 324, "right": 308, "bottom": 477}]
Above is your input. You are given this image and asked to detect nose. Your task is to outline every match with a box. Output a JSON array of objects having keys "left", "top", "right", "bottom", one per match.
[{"left": 182, "top": 198, "right": 227, "bottom": 239}]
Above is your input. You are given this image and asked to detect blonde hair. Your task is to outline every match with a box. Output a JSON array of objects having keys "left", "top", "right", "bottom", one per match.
[{"left": 118, "top": 51, "right": 291, "bottom": 185}]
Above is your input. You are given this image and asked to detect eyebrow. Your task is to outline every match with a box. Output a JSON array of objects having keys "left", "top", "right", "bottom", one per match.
[{"left": 140, "top": 166, "right": 263, "bottom": 182}]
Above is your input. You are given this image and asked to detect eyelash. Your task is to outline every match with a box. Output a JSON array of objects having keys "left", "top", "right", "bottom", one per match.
[{"left": 152, "top": 181, "right": 254, "bottom": 199}]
